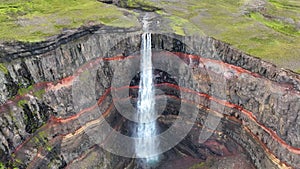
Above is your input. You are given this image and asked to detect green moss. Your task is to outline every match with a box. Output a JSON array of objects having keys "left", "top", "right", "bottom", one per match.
[
  {"left": 17, "top": 99, "right": 28, "bottom": 107},
  {"left": 33, "top": 88, "right": 45, "bottom": 99},
  {"left": 188, "top": 160, "right": 214, "bottom": 169},
  {"left": 17, "top": 85, "right": 33, "bottom": 96},
  {"left": 16, "top": 85, "right": 45, "bottom": 98},
  {"left": 33, "top": 130, "right": 53, "bottom": 152},
  {"left": 32, "top": 130, "right": 48, "bottom": 145},
  {"left": 268, "top": 0, "right": 300, "bottom": 11},
  {"left": 79, "top": 70, "right": 90, "bottom": 81},
  {"left": 46, "top": 145, "right": 52, "bottom": 151},
  {"left": 0, "top": 162, "right": 4, "bottom": 169},
  {"left": 249, "top": 12, "right": 300, "bottom": 36},
  {"left": 38, "top": 130, "right": 46, "bottom": 137},
  {"left": 265, "top": 0, "right": 299, "bottom": 21},
  {"left": 9, "top": 157, "right": 22, "bottom": 169},
  {"left": 14, "top": 159, "right": 22, "bottom": 165},
  {"left": 0, "top": 63, "right": 8, "bottom": 74},
  {"left": 168, "top": 16, "right": 186, "bottom": 36},
  {"left": 0, "top": 0, "right": 139, "bottom": 42},
  {"left": 124, "top": 0, "right": 159, "bottom": 11},
  {"left": 157, "top": 11, "right": 204, "bottom": 36}
]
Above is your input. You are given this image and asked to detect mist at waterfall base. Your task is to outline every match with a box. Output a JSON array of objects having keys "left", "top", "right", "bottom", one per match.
[{"left": 133, "top": 32, "right": 161, "bottom": 166}]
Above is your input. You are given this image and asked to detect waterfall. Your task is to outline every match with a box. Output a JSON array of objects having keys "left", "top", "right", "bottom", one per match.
[{"left": 135, "top": 22, "right": 159, "bottom": 162}]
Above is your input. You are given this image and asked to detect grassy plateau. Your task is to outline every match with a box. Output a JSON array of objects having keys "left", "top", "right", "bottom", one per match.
[
  {"left": 0, "top": 0, "right": 299, "bottom": 72},
  {"left": 150, "top": 0, "right": 300, "bottom": 72},
  {"left": 0, "top": 0, "right": 139, "bottom": 42}
]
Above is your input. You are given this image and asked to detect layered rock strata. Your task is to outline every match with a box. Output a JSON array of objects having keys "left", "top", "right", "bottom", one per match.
[{"left": 0, "top": 27, "right": 299, "bottom": 168}]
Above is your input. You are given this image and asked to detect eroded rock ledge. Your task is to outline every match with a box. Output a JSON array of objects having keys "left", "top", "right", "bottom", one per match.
[{"left": 0, "top": 26, "right": 299, "bottom": 169}]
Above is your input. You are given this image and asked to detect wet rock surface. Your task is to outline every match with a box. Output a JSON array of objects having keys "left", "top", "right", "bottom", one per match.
[{"left": 0, "top": 26, "right": 299, "bottom": 168}]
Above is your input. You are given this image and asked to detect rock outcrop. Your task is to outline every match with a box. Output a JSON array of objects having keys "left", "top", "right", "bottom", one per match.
[{"left": 0, "top": 25, "right": 299, "bottom": 169}]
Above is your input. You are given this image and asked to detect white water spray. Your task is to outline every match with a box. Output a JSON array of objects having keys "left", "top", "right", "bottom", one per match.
[{"left": 135, "top": 17, "right": 159, "bottom": 162}]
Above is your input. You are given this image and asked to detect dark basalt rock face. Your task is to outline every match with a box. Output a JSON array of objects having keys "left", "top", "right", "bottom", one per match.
[{"left": 0, "top": 25, "right": 299, "bottom": 169}]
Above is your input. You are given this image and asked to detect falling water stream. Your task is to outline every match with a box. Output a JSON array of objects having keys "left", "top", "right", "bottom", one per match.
[{"left": 135, "top": 16, "right": 159, "bottom": 163}]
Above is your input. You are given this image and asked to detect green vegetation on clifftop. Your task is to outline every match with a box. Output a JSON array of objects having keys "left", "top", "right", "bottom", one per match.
[
  {"left": 153, "top": 0, "right": 300, "bottom": 72},
  {"left": 0, "top": 0, "right": 299, "bottom": 72},
  {"left": 0, "top": 0, "right": 139, "bottom": 42},
  {"left": 249, "top": 12, "right": 300, "bottom": 36},
  {"left": 121, "top": 0, "right": 159, "bottom": 11}
]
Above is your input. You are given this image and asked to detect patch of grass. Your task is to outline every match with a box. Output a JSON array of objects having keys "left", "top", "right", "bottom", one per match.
[
  {"left": 268, "top": 0, "right": 300, "bottom": 11},
  {"left": 249, "top": 12, "right": 300, "bottom": 36},
  {"left": 265, "top": 1, "right": 300, "bottom": 21},
  {"left": 0, "top": 0, "right": 139, "bottom": 42},
  {"left": 189, "top": 162, "right": 206, "bottom": 169},
  {"left": 125, "top": 0, "right": 159, "bottom": 11},
  {"left": 0, "top": 162, "right": 4, "bottom": 169},
  {"left": 11, "top": 158, "right": 22, "bottom": 169},
  {"left": 166, "top": 15, "right": 186, "bottom": 36},
  {"left": 17, "top": 85, "right": 33, "bottom": 96},
  {"left": 153, "top": 0, "right": 300, "bottom": 72},
  {"left": 46, "top": 145, "right": 52, "bottom": 151},
  {"left": 0, "top": 63, "right": 8, "bottom": 74},
  {"left": 156, "top": 11, "right": 204, "bottom": 36},
  {"left": 188, "top": 160, "right": 214, "bottom": 169},
  {"left": 35, "top": 130, "right": 53, "bottom": 152},
  {"left": 219, "top": 18, "right": 300, "bottom": 67},
  {"left": 33, "top": 88, "right": 45, "bottom": 99},
  {"left": 16, "top": 84, "right": 46, "bottom": 99},
  {"left": 17, "top": 99, "right": 28, "bottom": 107}
]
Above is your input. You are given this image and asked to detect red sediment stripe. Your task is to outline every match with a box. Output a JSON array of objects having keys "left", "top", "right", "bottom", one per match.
[
  {"left": 25, "top": 135, "right": 64, "bottom": 169},
  {"left": 224, "top": 115, "right": 293, "bottom": 169},
  {"left": 13, "top": 87, "right": 112, "bottom": 154},
  {"left": 172, "top": 52, "right": 261, "bottom": 77},
  {"left": 46, "top": 55, "right": 130, "bottom": 91},
  {"left": 1, "top": 51, "right": 298, "bottom": 113},
  {"left": 12, "top": 89, "right": 111, "bottom": 155},
  {"left": 64, "top": 115, "right": 219, "bottom": 168},
  {"left": 0, "top": 82, "right": 49, "bottom": 113},
  {"left": 243, "top": 126, "right": 293, "bottom": 169},
  {"left": 0, "top": 55, "right": 129, "bottom": 113},
  {"left": 161, "top": 51, "right": 297, "bottom": 93},
  {"left": 4, "top": 52, "right": 300, "bottom": 167},
  {"left": 17, "top": 93, "right": 197, "bottom": 167},
  {"left": 26, "top": 105, "right": 115, "bottom": 168},
  {"left": 62, "top": 105, "right": 115, "bottom": 168},
  {"left": 46, "top": 55, "right": 132, "bottom": 91},
  {"left": 65, "top": 114, "right": 126, "bottom": 168},
  {"left": 65, "top": 100, "right": 293, "bottom": 169},
  {"left": 12, "top": 82, "right": 300, "bottom": 159},
  {"left": 47, "top": 76, "right": 75, "bottom": 91},
  {"left": 76, "top": 82, "right": 300, "bottom": 155},
  {"left": 18, "top": 87, "right": 295, "bottom": 168},
  {"left": 51, "top": 89, "right": 111, "bottom": 124},
  {"left": 155, "top": 83, "right": 300, "bottom": 155}
]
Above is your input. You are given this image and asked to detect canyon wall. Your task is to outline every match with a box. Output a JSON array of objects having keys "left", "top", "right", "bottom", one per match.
[{"left": 0, "top": 26, "right": 299, "bottom": 168}]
